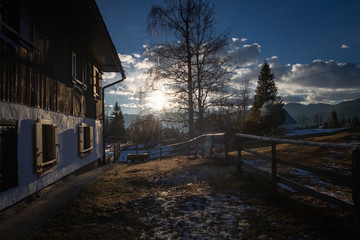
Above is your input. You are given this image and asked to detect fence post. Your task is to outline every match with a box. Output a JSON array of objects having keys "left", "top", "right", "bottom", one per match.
[
  {"left": 237, "top": 136, "right": 242, "bottom": 173},
  {"left": 352, "top": 148, "right": 360, "bottom": 219},
  {"left": 188, "top": 141, "right": 191, "bottom": 159},
  {"left": 210, "top": 136, "right": 214, "bottom": 157},
  {"left": 224, "top": 133, "right": 229, "bottom": 164},
  {"left": 136, "top": 144, "right": 139, "bottom": 155},
  {"left": 160, "top": 147, "right": 162, "bottom": 161},
  {"left": 118, "top": 143, "right": 121, "bottom": 162},
  {"left": 195, "top": 138, "right": 198, "bottom": 157},
  {"left": 148, "top": 150, "right": 150, "bottom": 161},
  {"left": 202, "top": 136, "right": 205, "bottom": 158},
  {"left": 114, "top": 143, "right": 117, "bottom": 161},
  {"left": 271, "top": 142, "right": 278, "bottom": 191}
]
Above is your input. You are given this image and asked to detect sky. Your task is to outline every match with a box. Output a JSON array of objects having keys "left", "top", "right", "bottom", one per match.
[{"left": 95, "top": 0, "right": 360, "bottom": 114}]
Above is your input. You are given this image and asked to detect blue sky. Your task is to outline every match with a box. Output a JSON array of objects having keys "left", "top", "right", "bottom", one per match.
[{"left": 96, "top": 0, "right": 360, "bottom": 114}]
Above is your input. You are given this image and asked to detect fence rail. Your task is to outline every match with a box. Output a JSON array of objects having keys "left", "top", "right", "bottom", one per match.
[
  {"left": 108, "top": 132, "right": 360, "bottom": 216},
  {"left": 236, "top": 132, "right": 360, "bottom": 215},
  {"left": 148, "top": 133, "right": 229, "bottom": 162}
]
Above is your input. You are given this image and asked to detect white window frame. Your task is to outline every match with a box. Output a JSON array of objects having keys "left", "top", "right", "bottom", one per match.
[
  {"left": 72, "top": 52, "right": 77, "bottom": 80},
  {"left": 93, "top": 66, "right": 102, "bottom": 99},
  {"left": 72, "top": 51, "right": 87, "bottom": 92},
  {"left": 78, "top": 123, "right": 93, "bottom": 158},
  {"left": 34, "top": 119, "right": 59, "bottom": 177}
]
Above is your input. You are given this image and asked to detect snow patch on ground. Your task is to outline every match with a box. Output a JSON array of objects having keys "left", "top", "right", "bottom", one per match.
[
  {"left": 106, "top": 144, "right": 175, "bottom": 163},
  {"left": 283, "top": 128, "right": 342, "bottom": 137},
  {"left": 137, "top": 194, "right": 252, "bottom": 240}
]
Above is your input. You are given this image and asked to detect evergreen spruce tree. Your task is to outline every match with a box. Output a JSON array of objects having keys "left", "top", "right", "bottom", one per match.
[
  {"left": 353, "top": 116, "right": 360, "bottom": 128},
  {"left": 245, "top": 61, "right": 284, "bottom": 134},
  {"left": 253, "top": 61, "right": 279, "bottom": 110},
  {"left": 110, "top": 102, "right": 125, "bottom": 140},
  {"left": 328, "top": 110, "right": 340, "bottom": 128}
]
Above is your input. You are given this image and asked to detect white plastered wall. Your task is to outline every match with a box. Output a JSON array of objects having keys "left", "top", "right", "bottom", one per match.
[{"left": 0, "top": 101, "right": 103, "bottom": 211}]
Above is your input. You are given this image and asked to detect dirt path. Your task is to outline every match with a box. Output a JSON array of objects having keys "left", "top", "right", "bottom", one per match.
[
  {"left": 0, "top": 164, "right": 115, "bottom": 240},
  {"left": 25, "top": 156, "right": 359, "bottom": 239}
]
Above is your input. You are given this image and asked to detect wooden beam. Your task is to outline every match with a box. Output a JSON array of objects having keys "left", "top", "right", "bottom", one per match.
[{"left": 236, "top": 133, "right": 359, "bottom": 150}]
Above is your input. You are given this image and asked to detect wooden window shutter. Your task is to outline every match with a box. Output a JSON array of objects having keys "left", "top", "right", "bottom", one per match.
[
  {"left": 89, "top": 126, "right": 94, "bottom": 150},
  {"left": 98, "top": 73, "right": 102, "bottom": 98},
  {"left": 72, "top": 52, "right": 76, "bottom": 79},
  {"left": 34, "top": 123, "right": 43, "bottom": 173},
  {"left": 93, "top": 67, "right": 98, "bottom": 95},
  {"left": 78, "top": 125, "right": 84, "bottom": 157},
  {"left": 53, "top": 125, "right": 58, "bottom": 162}
]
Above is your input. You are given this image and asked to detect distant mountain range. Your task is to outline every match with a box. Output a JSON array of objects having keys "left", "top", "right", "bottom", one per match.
[
  {"left": 284, "top": 98, "right": 360, "bottom": 126},
  {"left": 122, "top": 98, "right": 360, "bottom": 128}
]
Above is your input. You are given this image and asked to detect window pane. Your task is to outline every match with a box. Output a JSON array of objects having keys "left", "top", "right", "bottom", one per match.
[
  {"left": 20, "top": 7, "right": 32, "bottom": 42},
  {"left": 84, "top": 126, "right": 90, "bottom": 149},
  {"left": 0, "top": 3, "right": 3, "bottom": 32},
  {"left": 72, "top": 53, "right": 76, "bottom": 79},
  {"left": 43, "top": 124, "right": 55, "bottom": 162},
  {"left": 0, "top": 124, "right": 18, "bottom": 192}
]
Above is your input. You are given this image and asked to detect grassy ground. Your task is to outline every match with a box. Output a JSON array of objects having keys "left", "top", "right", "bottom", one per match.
[{"left": 28, "top": 150, "right": 360, "bottom": 239}]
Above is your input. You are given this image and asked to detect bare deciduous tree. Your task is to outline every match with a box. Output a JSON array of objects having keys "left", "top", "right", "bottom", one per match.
[{"left": 147, "top": 0, "right": 230, "bottom": 137}]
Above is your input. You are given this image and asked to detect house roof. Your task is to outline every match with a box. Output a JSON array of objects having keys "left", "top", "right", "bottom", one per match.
[
  {"left": 283, "top": 110, "right": 297, "bottom": 124},
  {"left": 35, "top": 0, "right": 125, "bottom": 76}
]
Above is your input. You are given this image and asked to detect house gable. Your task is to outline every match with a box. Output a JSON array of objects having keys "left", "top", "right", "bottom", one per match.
[{"left": 0, "top": 0, "right": 124, "bottom": 119}]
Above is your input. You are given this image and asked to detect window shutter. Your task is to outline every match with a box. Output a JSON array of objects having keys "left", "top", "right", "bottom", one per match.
[
  {"left": 89, "top": 126, "right": 94, "bottom": 150},
  {"left": 98, "top": 74, "right": 102, "bottom": 98},
  {"left": 34, "top": 123, "right": 43, "bottom": 173},
  {"left": 78, "top": 125, "right": 84, "bottom": 157},
  {"left": 72, "top": 52, "right": 76, "bottom": 79},
  {"left": 93, "top": 67, "right": 97, "bottom": 95},
  {"left": 53, "top": 125, "right": 58, "bottom": 162}
]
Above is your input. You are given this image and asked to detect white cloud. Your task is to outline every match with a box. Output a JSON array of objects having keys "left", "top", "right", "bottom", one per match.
[
  {"left": 107, "top": 86, "right": 135, "bottom": 96},
  {"left": 230, "top": 55, "right": 360, "bottom": 105},
  {"left": 283, "top": 60, "right": 360, "bottom": 89},
  {"left": 134, "top": 58, "right": 154, "bottom": 70},
  {"left": 102, "top": 72, "right": 117, "bottom": 80},
  {"left": 121, "top": 103, "right": 138, "bottom": 108},
  {"left": 111, "top": 38, "right": 360, "bottom": 112},
  {"left": 128, "top": 96, "right": 141, "bottom": 101},
  {"left": 341, "top": 44, "right": 350, "bottom": 49},
  {"left": 232, "top": 37, "right": 247, "bottom": 43},
  {"left": 228, "top": 42, "right": 261, "bottom": 67},
  {"left": 275, "top": 60, "right": 360, "bottom": 104},
  {"left": 119, "top": 54, "right": 135, "bottom": 67}
]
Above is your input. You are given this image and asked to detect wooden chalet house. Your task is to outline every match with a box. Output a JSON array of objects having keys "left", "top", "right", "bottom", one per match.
[{"left": 0, "top": 0, "right": 125, "bottom": 211}]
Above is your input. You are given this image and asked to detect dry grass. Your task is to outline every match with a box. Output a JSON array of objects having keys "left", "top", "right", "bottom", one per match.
[
  {"left": 27, "top": 149, "right": 360, "bottom": 239},
  {"left": 241, "top": 131, "right": 360, "bottom": 170}
]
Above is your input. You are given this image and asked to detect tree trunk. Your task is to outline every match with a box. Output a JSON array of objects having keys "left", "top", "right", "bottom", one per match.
[{"left": 186, "top": 21, "right": 194, "bottom": 138}]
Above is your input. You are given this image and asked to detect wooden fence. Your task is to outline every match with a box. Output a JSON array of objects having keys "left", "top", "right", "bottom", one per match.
[
  {"left": 148, "top": 133, "right": 230, "bottom": 162},
  {"left": 236, "top": 133, "right": 360, "bottom": 215},
  {"left": 110, "top": 132, "right": 360, "bottom": 216},
  {"left": 105, "top": 142, "right": 134, "bottom": 163}
]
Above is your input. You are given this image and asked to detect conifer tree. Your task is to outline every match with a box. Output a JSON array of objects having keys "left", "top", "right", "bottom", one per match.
[
  {"left": 328, "top": 110, "right": 340, "bottom": 128},
  {"left": 353, "top": 116, "right": 360, "bottom": 128},
  {"left": 253, "top": 61, "right": 279, "bottom": 110},
  {"left": 110, "top": 102, "right": 125, "bottom": 140},
  {"left": 245, "top": 61, "right": 284, "bottom": 134}
]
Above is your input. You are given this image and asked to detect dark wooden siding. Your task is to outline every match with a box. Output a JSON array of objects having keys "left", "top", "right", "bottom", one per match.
[{"left": 0, "top": 8, "right": 102, "bottom": 120}]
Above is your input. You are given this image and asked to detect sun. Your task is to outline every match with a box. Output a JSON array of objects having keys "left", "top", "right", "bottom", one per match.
[{"left": 151, "top": 90, "right": 167, "bottom": 111}]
